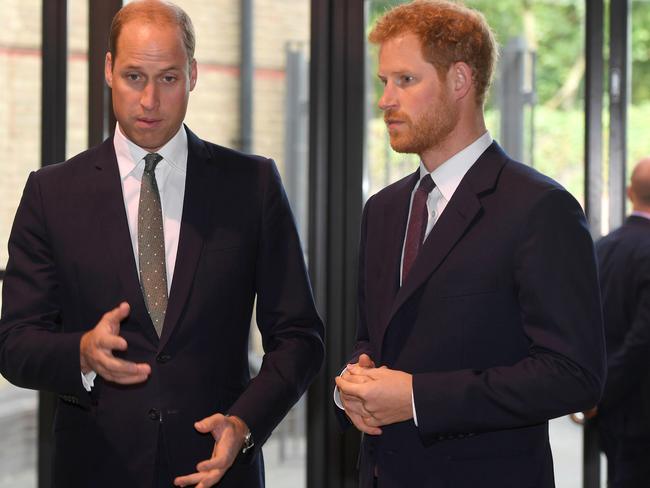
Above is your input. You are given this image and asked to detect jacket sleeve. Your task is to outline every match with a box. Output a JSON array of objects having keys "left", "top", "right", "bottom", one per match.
[
  {"left": 225, "top": 159, "right": 325, "bottom": 450},
  {"left": 0, "top": 171, "right": 89, "bottom": 404},
  {"left": 412, "top": 188, "right": 606, "bottom": 442}
]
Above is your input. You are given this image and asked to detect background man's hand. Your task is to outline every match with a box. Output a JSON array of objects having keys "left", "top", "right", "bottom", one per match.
[
  {"left": 174, "top": 414, "right": 249, "bottom": 488},
  {"left": 337, "top": 365, "right": 413, "bottom": 428},
  {"left": 79, "top": 302, "right": 151, "bottom": 384}
]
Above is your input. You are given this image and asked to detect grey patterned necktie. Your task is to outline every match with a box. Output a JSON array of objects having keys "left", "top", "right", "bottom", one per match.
[{"left": 138, "top": 153, "right": 168, "bottom": 337}]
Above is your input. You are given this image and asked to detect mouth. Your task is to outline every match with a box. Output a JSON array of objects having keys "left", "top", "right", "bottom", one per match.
[
  {"left": 385, "top": 119, "right": 405, "bottom": 130},
  {"left": 136, "top": 118, "right": 162, "bottom": 129}
]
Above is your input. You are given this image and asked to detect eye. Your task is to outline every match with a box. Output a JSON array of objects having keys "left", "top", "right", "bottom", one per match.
[
  {"left": 397, "top": 75, "right": 415, "bottom": 86},
  {"left": 125, "top": 73, "right": 142, "bottom": 82},
  {"left": 162, "top": 74, "right": 177, "bottom": 84}
]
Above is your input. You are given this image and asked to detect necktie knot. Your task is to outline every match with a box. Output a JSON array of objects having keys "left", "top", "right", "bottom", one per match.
[
  {"left": 418, "top": 174, "right": 436, "bottom": 194},
  {"left": 144, "top": 153, "right": 163, "bottom": 173}
]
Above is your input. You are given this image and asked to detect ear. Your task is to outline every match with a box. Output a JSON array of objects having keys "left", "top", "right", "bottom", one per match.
[
  {"left": 627, "top": 185, "right": 635, "bottom": 204},
  {"left": 450, "top": 61, "right": 473, "bottom": 101},
  {"left": 105, "top": 52, "right": 113, "bottom": 88},
  {"left": 189, "top": 58, "right": 198, "bottom": 91}
]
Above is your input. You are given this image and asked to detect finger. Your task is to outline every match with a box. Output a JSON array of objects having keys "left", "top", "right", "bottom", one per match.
[
  {"left": 103, "top": 302, "right": 131, "bottom": 324},
  {"left": 98, "top": 358, "right": 150, "bottom": 382},
  {"left": 97, "top": 334, "right": 128, "bottom": 351},
  {"left": 348, "top": 411, "right": 382, "bottom": 435},
  {"left": 340, "top": 390, "right": 366, "bottom": 411},
  {"left": 197, "top": 429, "right": 238, "bottom": 472},
  {"left": 196, "top": 471, "right": 226, "bottom": 488},
  {"left": 346, "top": 363, "right": 372, "bottom": 375},
  {"left": 343, "top": 400, "right": 371, "bottom": 418},
  {"left": 341, "top": 372, "right": 372, "bottom": 384},
  {"left": 174, "top": 472, "right": 205, "bottom": 487},
  {"left": 364, "top": 415, "right": 385, "bottom": 428},
  {"left": 335, "top": 376, "right": 365, "bottom": 397},
  {"left": 358, "top": 354, "right": 376, "bottom": 368},
  {"left": 194, "top": 413, "right": 226, "bottom": 434}
]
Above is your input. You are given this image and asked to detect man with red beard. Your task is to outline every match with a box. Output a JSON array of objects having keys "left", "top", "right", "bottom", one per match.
[{"left": 334, "top": 1, "right": 605, "bottom": 487}]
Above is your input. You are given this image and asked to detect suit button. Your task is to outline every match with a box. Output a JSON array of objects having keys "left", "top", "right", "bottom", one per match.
[
  {"left": 148, "top": 408, "right": 160, "bottom": 421},
  {"left": 156, "top": 354, "right": 171, "bottom": 363}
]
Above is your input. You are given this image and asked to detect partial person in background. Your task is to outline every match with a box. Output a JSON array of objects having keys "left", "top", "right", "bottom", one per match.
[
  {"left": 334, "top": 1, "right": 605, "bottom": 487},
  {"left": 593, "top": 157, "right": 650, "bottom": 488},
  {"left": 0, "top": 1, "right": 324, "bottom": 487}
]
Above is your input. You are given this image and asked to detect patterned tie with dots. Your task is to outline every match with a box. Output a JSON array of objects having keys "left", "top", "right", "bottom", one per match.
[{"left": 138, "top": 153, "right": 168, "bottom": 337}]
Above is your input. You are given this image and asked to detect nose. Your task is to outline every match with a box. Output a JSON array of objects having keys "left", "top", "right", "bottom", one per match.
[
  {"left": 140, "top": 81, "right": 159, "bottom": 111},
  {"left": 378, "top": 81, "right": 397, "bottom": 112}
]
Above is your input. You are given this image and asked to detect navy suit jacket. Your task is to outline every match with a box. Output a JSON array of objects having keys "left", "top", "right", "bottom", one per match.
[
  {"left": 344, "top": 142, "right": 605, "bottom": 488},
  {"left": 596, "top": 215, "right": 650, "bottom": 438},
  {"left": 0, "top": 127, "right": 324, "bottom": 487}
]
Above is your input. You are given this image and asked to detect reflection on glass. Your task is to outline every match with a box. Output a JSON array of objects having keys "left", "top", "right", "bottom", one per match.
[{"left": 0, "top": 1, "right": 41, "bottom": 485}]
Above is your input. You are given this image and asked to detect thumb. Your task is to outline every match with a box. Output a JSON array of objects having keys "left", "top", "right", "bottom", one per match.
[
  {"left": 358, "top": 354, "right": 375, "bottom": 368},
  {"left": 104, "top": 302, "right": 130, "bottom": 334},
  {"left": 194, "top": 413, "right": 225, "bottom": 434}
]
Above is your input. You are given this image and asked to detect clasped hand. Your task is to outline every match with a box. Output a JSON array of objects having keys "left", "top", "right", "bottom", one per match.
[{"left": 335, "top": 354, "right": 414, "bottom": 435}]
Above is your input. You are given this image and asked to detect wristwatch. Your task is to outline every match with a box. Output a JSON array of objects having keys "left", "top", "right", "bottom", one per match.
[{"left": 241, "top": 429, "right": 254, "bottom": 454}]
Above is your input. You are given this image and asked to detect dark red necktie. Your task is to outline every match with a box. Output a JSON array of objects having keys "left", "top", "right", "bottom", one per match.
[{"left": 402, "top": 175, "right": 436, "bottom": 282}]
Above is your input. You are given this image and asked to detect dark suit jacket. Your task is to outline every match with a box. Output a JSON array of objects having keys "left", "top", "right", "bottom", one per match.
[
  {"left": 596, "top": 215, "right": 650, "bottom": 438},
  {"left": 344, "top": 142, "right": 605, "bottom": 488},
  {"left": 0, "top": 127, "right": 324, "bottom": 487}
]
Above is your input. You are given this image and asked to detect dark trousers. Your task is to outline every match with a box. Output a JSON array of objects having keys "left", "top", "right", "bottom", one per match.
[{"left": 600, "top": 427, "right": 650, "bottom": 488}]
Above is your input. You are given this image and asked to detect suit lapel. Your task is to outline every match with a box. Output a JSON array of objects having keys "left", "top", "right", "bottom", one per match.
[
  {"left": 159, "top": 127, "right": 211, "bottom": 349},
  {"left": 381, "top": 142, "right": 508, "bottom": 343},
  {"left": 378, "top": 170, "right": 419, "bottom": 311},
  {"left": 92, "top": 139, "right": 159, "bottom": 344}
]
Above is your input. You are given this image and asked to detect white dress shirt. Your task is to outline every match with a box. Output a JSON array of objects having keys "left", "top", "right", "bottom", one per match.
[
  {"left": 334, "top": 131, "right": 494, "bottom": 426},
  {"left": 82, "top": 123, "right": 188, "bottom": 391}
]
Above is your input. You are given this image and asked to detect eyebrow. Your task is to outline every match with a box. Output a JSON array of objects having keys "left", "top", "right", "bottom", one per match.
[{"left": 120, "top": 65, "right": 182, "bottom": 72}]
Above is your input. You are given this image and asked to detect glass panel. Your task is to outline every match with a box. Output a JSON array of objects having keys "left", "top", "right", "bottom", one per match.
[
  {"left": 0, "top": 0, "right": 41, "bottom": 484},
  {"left": 252, "top": 2, "right": 311, "bottom": 486},
  {"left": 629, "top": 0, "right": 650, "bottom": 212},
  {"left": 171, "top": 2, "right": 312, "bottom": 486},
  {"left": 67, "top": 0, "right": 89, "bottom": 158}
]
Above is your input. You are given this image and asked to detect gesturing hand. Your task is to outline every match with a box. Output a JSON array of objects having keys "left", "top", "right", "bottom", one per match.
[
  {"left": 79, "top": 302, "right": 151, "bottom": 384},
  {"left": 174, "top": 414, "right": 250, "bottom": 488}
]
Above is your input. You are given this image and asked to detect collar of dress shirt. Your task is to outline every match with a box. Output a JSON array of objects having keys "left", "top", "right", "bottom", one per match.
[
  {"left": 113, "top": 122, "right": 188, "bottom": 179},
  {"left": 418, "top": 131, "right": 493, "bottom": 202},
  {"left": 631, "top": 210, "right": 650, "bottom": 221}
]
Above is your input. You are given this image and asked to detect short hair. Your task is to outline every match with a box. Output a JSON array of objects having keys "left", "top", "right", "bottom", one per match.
[
  {"left": 109, "top": 0, "right": 195, "bottom": 65},
  {"left": 369, "top": 0, "right": 498, "bottom": 106}
]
